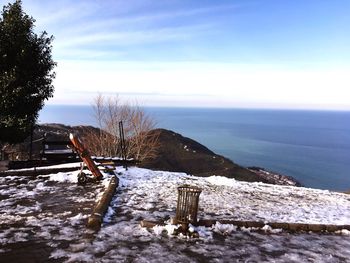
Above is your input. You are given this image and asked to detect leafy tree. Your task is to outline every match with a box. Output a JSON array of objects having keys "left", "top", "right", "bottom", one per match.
[{"left": 0, "top": 0, "right": 56, "bottom": 144}]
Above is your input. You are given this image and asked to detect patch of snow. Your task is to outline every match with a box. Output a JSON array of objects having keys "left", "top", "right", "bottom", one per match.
[
  {"left": 206, "top": 175, "right": 238, "bottom": 187},
  {"left": 47, "top": 171, "right": 79, "bottom": 183},
  {"left": 69, "top": 213, "right": 87, "bottom": 226},
  {"left": 164, "top": 224, "right": 179, "bottom": 235},
  {"left": 261, "top": 224, "right": 283, "bottom": 233},
  {"left": 103, "top": 206, "right": 115, "bottom": 223},
  {"left": 213, "top": 222, "right": 237, "bottom": 235},
  {"left": 336, "top": 229, "right": 350, "bottom": 235},
  {"left": 153, "top": 225, "right": 165, "bottom": 236}
]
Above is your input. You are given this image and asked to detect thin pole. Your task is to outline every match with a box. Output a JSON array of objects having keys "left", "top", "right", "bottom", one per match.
[
  {"left": 29, "top": 122, "right": 34, "bottom": 160},
  {"left": 119, "top": 121, "right": 127, "bottom": 170}
]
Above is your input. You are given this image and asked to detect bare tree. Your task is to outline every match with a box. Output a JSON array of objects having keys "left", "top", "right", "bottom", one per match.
[
  {"left": 128, "top": 105, "right": 159, "bottom": 161},
  {"left": 83, "top": 94, "right": 159, "bottom": 162},
  {"left": 92, "top": 94, "right": 105, "bottom": 155}
]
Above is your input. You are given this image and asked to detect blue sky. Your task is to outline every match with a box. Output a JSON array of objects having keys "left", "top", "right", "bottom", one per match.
[{"left": 2, "top": 0, "right": 350, "bottom": 109}]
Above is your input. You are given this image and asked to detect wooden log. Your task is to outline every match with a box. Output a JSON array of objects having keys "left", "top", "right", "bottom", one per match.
[
  {"left": 69, "top": 133, "right": 103, "bottom": 180},
  {"left": 326, "top": 225, "right": 340, "bottom": 232},
  {"left": 196, "top": 219, "right": 350, "bottom": 233},
  {"left": 268, "top": 222, "right": 289, "bottom": 230},
  {"left": 307, "top": 224, "right": 327, "bottom": 232},
  {"left": 245, "top": 221, "right": 265, "bottom": 228},
  {"left": 197, "top": 219, "right": 216, "bottom": 227},
  {"left": 0, "top": 166, "right": 80, "bottom": 177},
  {"left": 0, "top": 160, "right": 9, "bottom": 172},
  {"left": 140, "top": 220, "right": 165, "bottom": 228},
  {"left": 290, "top": 223, "right": 310, "bottom": 232},
  {"left": 87, "top": 175, "right": 119, "bottom": 231}
]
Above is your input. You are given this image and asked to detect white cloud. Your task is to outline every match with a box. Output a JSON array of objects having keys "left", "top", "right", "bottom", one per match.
[{"left": 49, "top": 60, "right": 350, "bottom": 110}]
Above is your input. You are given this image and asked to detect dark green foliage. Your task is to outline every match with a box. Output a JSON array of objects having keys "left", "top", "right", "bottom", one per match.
[{"left": 0, "top": 0, "right": 56, "bottom": 144}]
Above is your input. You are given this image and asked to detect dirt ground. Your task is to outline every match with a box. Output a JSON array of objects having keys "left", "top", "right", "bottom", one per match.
[{"left": 0, "top": 174, "right": 104, "bottom": 263}]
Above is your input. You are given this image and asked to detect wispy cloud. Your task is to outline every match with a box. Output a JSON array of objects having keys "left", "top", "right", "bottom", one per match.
[
  {"left": 54, "top": 23, "right": 213, "bottom": 49},
  {"left": 16, "top": 0, "right": 239, "bottom": 60},
  {"left": 23, "top": 0, "right": 98, "bottom": 29},
  {"left": 67, "top": 3, "right": 239, "bottom": 33}
]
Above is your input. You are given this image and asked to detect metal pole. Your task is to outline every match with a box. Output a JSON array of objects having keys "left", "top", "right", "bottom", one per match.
[
  {"left": 29, "top": 122, "right": 34, "bottom": 160},
  {"left": 119, "top": 121, "right": 127, "bottom": 170}
]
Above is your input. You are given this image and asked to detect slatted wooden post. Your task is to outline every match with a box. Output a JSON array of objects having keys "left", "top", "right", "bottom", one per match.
[{"left": 69, "top": 133, "right": 103, "bottom": 180}]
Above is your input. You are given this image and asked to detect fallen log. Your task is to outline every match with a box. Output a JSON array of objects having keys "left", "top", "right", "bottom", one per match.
[
  {"left": 140, "top": 218, "right": 350, "bottom": 233},
  {"left": 140, "top": 220, "right": 166, "bottom": 228},
  {"left": 87, "top": 175, "right": 119, "bottom": 231},
  {"left": 0, "top": 166, "right": 80, "bottom": 177},
  {"left": 0, "top": 160, "right": 9, "bottom": 172},
  {"left": 197, "top": 219, "right": 350, "bottom": 233}
]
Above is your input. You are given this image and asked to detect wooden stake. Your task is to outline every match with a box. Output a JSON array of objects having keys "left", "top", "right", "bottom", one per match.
[{"left": 69, "top": 133, "right": 103, "bottom": 180}]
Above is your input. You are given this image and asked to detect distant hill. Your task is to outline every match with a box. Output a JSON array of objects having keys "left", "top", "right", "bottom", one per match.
[
  {"left": 140, "top": 129, "right": 267, "bottom": 183},
  {"left": 3, "top": 124, "right": 300, "bottom": 186}
]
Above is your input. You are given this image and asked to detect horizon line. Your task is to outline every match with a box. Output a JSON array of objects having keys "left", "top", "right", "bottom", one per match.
[{"left": 42, "top": 103, "right": 350, "bottom": 112}]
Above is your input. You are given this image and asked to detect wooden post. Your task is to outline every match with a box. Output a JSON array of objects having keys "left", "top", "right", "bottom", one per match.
[{"left": 69, "top": 133, "right": 103, "bottom": 180}]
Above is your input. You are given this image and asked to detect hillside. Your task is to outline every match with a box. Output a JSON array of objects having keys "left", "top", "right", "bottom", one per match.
[
  {"left": 3, "top": 124, "right": 300, "bottom": 186},
  {"left": 140, "top": 129, "right": 264, "bottom": 182},
  {"left": 141, "top": 129, "right": 300, "bottom": 186}
]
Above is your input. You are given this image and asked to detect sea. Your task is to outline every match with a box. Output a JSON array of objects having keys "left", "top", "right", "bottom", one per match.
[{"left": 39, "top": 105, "right": 350, "bottom": 191}]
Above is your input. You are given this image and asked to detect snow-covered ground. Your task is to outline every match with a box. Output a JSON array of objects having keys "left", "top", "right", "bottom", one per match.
[
  {"left": 118, "top": 168, "right": 350, "bottom": 225},
  {"left": 1, "top": 166, "right": 350, "bottom": 262}
]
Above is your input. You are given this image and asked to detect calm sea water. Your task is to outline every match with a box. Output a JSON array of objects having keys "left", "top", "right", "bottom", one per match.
[{"left": 39, "top": 105, "right": 350, "bottom": 191}]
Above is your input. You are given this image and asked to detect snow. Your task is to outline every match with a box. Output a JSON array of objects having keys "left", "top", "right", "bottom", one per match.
[
  {"left": 116, "top": 168, "right": 350, "bottom": 225},
  {"left": 336, "top": 229, "right": 350, "bottom": 235},
  {"left": 213, "top": 221, "right": 237, "bottom": 235},
  {"left": 206, "top": 175, "right": 239, "bottom": 188},
  {"left": 1, "top": 166, "right": 350, "bottom": 262},
  {"left": 44, "top": 149, "right": 74, "bottom": 154},
  {"left": 46, "top": 171, "right": 80, "bottom": 183}
]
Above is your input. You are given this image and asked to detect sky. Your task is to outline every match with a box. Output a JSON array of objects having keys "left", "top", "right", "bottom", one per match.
[{"left": 2, "top": 0, "right": 350, "bottom": 110}]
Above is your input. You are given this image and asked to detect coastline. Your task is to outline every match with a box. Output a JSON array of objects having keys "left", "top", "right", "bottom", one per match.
[{"left": 248, "top": 167, "right": 302, "bottom": 187}]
